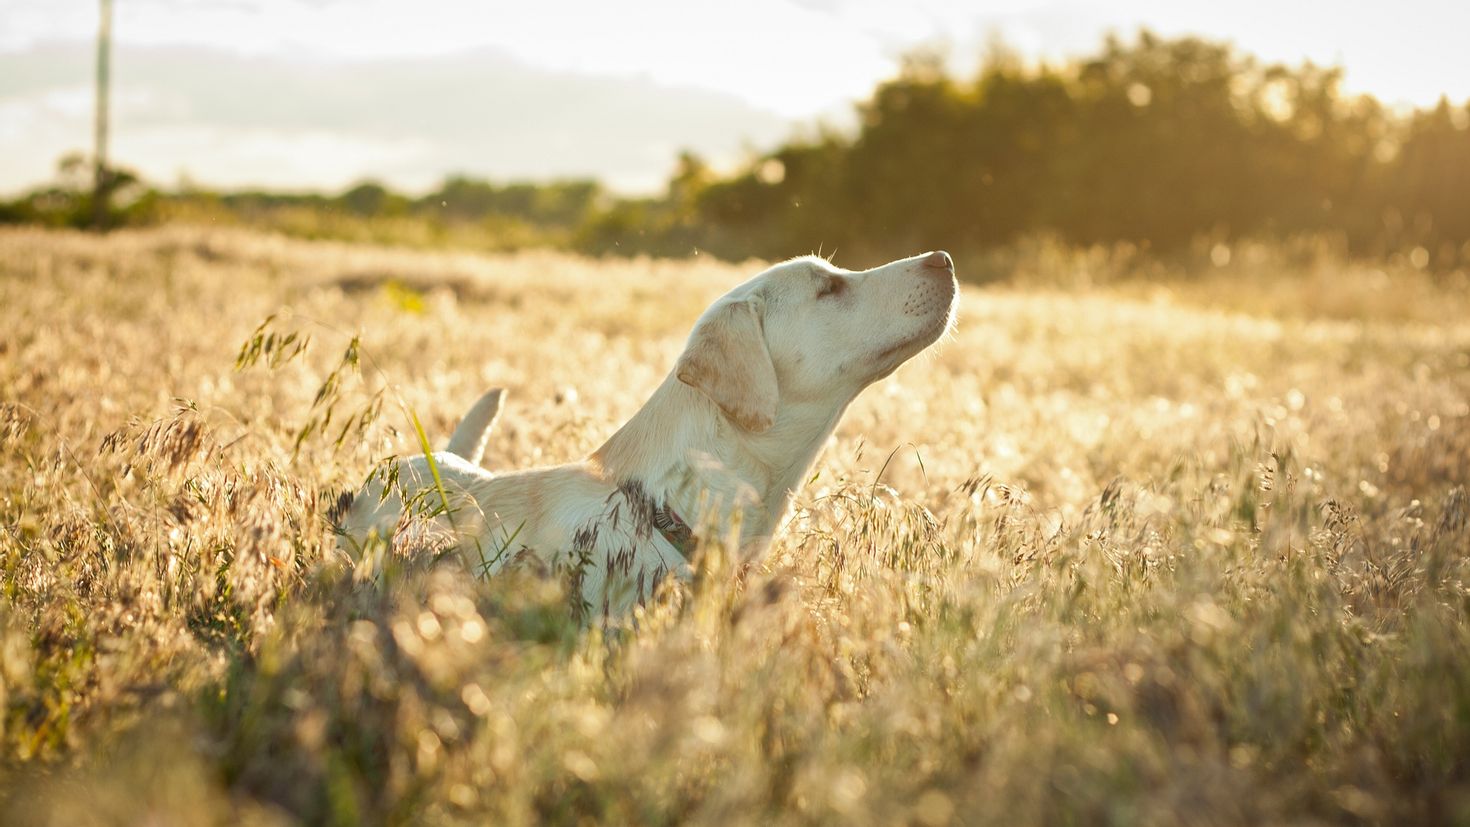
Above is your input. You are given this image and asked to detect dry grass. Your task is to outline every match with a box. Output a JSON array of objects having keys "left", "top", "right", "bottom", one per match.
[{"left": 1, "top": 225, "right": 1469, "bottom": 826}]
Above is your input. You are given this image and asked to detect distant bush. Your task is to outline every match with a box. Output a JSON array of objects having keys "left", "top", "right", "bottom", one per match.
[
  {"left": 673, "top": 33, "right": 1469, "bottom": 267},
  {"left": 1, "top": 152, "right": 158, "bottom": 230}
]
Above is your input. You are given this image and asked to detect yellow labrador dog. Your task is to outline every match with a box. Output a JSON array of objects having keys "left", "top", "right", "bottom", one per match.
[{"left": 336, "top": 251, "right": 957, "bottom": 619}]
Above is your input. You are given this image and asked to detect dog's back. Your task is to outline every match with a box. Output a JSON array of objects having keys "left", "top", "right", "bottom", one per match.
[{"left": 336, "top": 453, "right": 690, "bottom": 617}]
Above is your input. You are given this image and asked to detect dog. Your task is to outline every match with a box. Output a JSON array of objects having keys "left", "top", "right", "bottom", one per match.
[{"left": 335, "top": 251, "right": 958, "bottom": 620}]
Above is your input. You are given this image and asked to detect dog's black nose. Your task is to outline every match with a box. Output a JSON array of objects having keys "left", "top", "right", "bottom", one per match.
[{"left": 923, "top": 250, "right": 953, "bottom": 271}]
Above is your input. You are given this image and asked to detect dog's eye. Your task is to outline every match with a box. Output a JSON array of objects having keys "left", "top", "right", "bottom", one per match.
[{"left": 816, "top": 276, "right": 846, "bottom": 299}]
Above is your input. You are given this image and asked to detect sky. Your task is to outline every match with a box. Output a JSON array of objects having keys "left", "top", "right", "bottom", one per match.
[{"left": 2, "top": 0, "right": 1467, "bottom": 195}]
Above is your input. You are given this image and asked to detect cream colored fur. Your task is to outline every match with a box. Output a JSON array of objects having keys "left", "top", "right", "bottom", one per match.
[
  {"left": 444, "top": 387, "right": 504, "bottom": 466},
  {"left": 336, "top": 251, "right": 958, "bottom": 620}
]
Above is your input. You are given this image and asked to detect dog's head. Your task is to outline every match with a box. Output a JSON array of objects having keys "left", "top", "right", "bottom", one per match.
[{"left": 676, "top": 251, "right": 957, "bottom": 432}]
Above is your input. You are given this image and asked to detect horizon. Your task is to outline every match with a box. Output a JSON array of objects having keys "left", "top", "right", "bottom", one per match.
[{"left": 3, "top": 0, "right": 1469, "bottom": 197}]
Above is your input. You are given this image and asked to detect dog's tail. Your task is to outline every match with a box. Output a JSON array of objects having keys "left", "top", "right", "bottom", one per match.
[{"left": 445, "top": 387, "right": 505, "bottom": 467}]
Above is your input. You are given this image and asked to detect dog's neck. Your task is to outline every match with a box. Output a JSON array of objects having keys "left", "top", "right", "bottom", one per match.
[{"left": 590, "top": 374, "right": 848, "bottom": 551}]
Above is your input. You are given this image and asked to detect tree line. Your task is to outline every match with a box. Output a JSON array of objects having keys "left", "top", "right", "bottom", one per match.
[{"left": 5, "top": 32, "right": 1468, "bottom": 268}]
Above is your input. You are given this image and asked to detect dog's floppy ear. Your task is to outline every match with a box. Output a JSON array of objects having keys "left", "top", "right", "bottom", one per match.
[{"left": 676, "top": 299, "right": 778, "bottom": 433}]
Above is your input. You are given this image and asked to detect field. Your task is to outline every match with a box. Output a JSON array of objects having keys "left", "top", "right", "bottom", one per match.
[{"left": 1, "top": 226, "right": 1469, "bottom": 825}]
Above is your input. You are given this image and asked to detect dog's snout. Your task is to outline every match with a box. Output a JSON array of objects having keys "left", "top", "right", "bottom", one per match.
[
  {"left": 901, "top": 250, "right": 959, "bottom": 320},
  {"left": 923, "top": 250, "right": 954, "bottom": 272}
]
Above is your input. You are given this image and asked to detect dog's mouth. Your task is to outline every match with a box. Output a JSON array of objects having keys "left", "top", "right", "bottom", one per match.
[
  {"left": 869, "top": 326, "right": 945, "bottom": 379},
  {"left": 863, "top": 295, "right": 955, "bottom": 381},
  {"left": 874, "top": 336, "right": 922, "bottom": 365}
]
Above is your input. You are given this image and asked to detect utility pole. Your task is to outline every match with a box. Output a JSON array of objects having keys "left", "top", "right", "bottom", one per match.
[{"left": 93, "top": 0, "right": 113, "bottom": 230}]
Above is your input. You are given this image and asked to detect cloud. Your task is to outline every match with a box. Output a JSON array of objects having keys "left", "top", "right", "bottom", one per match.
[
  {"left": 0, "top": 0, "right": 896, "bottom": 116},
  {"left": 0, "top": 44, "right": 797, "bottom": 194}
]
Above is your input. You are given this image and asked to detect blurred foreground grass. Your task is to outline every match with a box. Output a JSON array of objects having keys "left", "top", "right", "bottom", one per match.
[{"left": 1, "top": 227, "right": 1468, "bottom": 825}]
